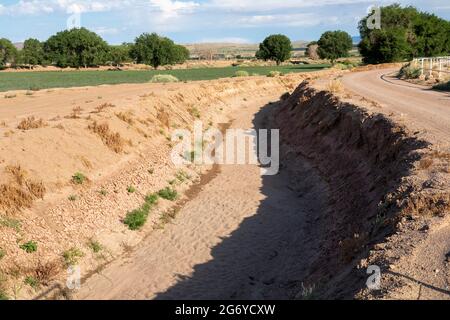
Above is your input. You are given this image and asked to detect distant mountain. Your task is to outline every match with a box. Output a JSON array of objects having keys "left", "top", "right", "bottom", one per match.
[{"left": 14, "top": 42, "right": 24, "bottom": 50}]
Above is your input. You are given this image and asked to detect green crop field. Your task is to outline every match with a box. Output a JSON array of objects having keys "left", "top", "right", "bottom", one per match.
[{"left": 0, "top": 64, "right": 329, "bottom": 92}]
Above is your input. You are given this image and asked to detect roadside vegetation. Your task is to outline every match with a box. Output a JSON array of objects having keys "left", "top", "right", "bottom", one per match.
[{"left": 358, "top": 4, "right": 450, "bottom": 64}]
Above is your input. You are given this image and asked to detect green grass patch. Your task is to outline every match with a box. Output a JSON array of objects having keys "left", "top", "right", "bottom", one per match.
[
  {"left": 124, "top": 192, "right": 159, "bottom": 230},
  {"left": 72, "top": 172, "right": 87, "bottom": 185},
  {"left": 20, "top": 241, "right": 38, "bottom": 253},
  {"left": 24, "top": 276, "right": 40, "bottom": 289},
  {"left": 88, "top": 240, "right": 103, "bottom": 253},
  {"left": 158, "top": 187, "right": 178, "bottom": 201},
  {"left": 63, "top": 247, "right": 84, "bottom": 266},
  {"left": 0, "top": 64, "right": 329, "bottom": 92}
]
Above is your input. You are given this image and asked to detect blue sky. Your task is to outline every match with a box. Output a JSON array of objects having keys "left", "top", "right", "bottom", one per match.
[{"left": 0, "top": 0, "right": 449, "bottom": 44}]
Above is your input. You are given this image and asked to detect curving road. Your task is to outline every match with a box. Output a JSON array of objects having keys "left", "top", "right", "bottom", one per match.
[{"left": 342, "top": 68, "right": 450, "bottom": 148}]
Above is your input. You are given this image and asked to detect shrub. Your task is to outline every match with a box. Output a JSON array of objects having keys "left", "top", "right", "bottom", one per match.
[
  {"left": 150, "top": 74, "right": 179, "bottom": 83},
  {"left": 124, "top": 208, "right": 148, "bottom": 230},
  {"left": 234, "top": 71, "right": 249, "bottom": 77},
  {"left": 20, "top": 241, "right": 38, "bottom": 253},
  {"left": 158, "top": 187, "right": 178, "bottom": 201},
  {"left": 267, "top": 71, "right": 282, "bottom": 77},
  {"left": 398, "top": 63, "right": 421, "bottom": 79},
  {"left": 17, "top": 116, "right": 46, "bottom": 130},
  {"left": 145, "top": 193, "right": 159, "bottom": 205},
  {"left": 63, "top": 247, "right": 84, "bottom": 266},
  {"left": 0, "top": 248, "right": 5, "bottom": 260},
  {"left": 88, "top": 240, "right": 102, "bottom": 253},
  {"left": 127, "top": 186, "right": 136, "bottom": 193},
  {"left": 88, "top": 121, "right": 126, "bottom": 153},
  {"left": 72, "top": 172, "right": 87, "bottom": 185},
  {"left": 326, "top": 80, "right": 344, "bottom": 93}
]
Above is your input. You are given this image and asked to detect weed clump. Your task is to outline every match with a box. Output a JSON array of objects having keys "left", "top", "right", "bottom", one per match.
[
  {"left": 234, "top": 70, "right": 250, "bottom": 77},
  {"left": 17, "top": 117, "right": 47, "bottom": 130},
  {"left": 63, "top": 247, "right": 84, "bottom": 266},
  {"left": 88, "top": 121, "right": 126, "bottom": 153},
  {"left": 124, "top": 193, "right": 159, "bottom": 230},
  {"left": 20, "top": 241, "right": 38, "bottom": 253},
  {"left": 158, "top": 187, "right": 178, "bottom": 201},
  {"left": 150, "top": 74, "right": 179, "bottom": 83}
]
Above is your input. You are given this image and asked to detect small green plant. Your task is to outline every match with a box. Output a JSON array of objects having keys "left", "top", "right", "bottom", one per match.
[
  {"left": 0, "top": 216, "right": 21, "bottom": 232},
  {"left": 398, "top": 63, "right": 421, "bottom": 79},
  {"left": 68, "top": 195, "right": 77, "bottom": 201},
  {"left": 176, "top": 170, "right": 191, "bottom": 182},
  {"left": 99, "top": 188, "right": 107, "bottom": 196},
  {"left": 188, "top": 107, "right": 201, "bottom": 119},
  {"left": 145, "top": 193, "right": 159, "bottom": 205},
  {"left": 63, "top": 247, "right": 84, "bottom": 266},
  {"left": 24, "top": 276, "right": 40, "bottom": 289},
  {"left": 124, "top": 208, "right": 148, "bottom": 231},
  {"left": 127, "top": 186, "right": 136, "bottom": 193},
  {"left": 20, "top": 241, "right": 38, "bottom": 253},
  {"left": 72, "top": 172, "right": 87, "bottom": 185},
  {"left": 234, "top": 70, "right": 249, "bottom": 77},
  {"left": 168, "top": 179, "right": 176, "bottom": 186},
  {"left": 124, "top": 192, "right": 159, "bottom": 230},
  {"left": 150, "top": 74, "right": 179, "bottom": 83},
  {"left": 158, "top": 187, "right": 178, "bottom": 201},
  {"left": 267, "top": 71, "right": 282, "bottom": 77},
  {"left": 88, "top": 240, "right": 103, "bottom": 253},
  {"left": 0, "top": 248, "right": 5, "bottom": 260}
]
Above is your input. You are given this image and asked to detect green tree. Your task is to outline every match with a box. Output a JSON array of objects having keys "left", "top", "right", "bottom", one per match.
[
  {"left": 171, "top": 45, "right": 190, "bottom": 64},
  {"left": 44, "top": 28, "right": 109, "bottom": 68},
  {"left": 107, "top": 44, "right": 132, "bottom": 66},
  {"left": 21, "top": 38, "right": 46, "bottom": 68},
  {"left": 0, "top": 38, "right": 18, "bottom": 68},
  {"left": 317, "top": 31, "right": 353, "bottom": 63},
  {"left": 358, "top": 4, "right": 450, "bottom": 64},
  {"left": 256, "top": 34, "right": 292, "bottom": 65},
  {"left": 131, "top": 33, "right": 188, "bottom": 69}
]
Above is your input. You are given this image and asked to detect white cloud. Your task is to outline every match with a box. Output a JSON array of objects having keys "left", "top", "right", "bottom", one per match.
[
  {"left": 238, "top": 13, "right": 341, "bottom": 27},
  {"left": 207, "top": 0, "right": 375, "bottom": 12}
]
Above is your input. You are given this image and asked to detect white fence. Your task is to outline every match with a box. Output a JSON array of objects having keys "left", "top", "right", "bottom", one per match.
[{"left": 412, "top": 56, "right": 450, "bottom": 79}]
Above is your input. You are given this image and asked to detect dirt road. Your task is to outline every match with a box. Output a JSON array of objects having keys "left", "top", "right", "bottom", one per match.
[
  {"left": 342, "top": 68, "right": 450, "bottom": 148},
  {"left": 343, "top": 68, "right": 450, "bottom": 300},
  {"left": 74, "top": 98, "right": 328, "bottom": 300}
]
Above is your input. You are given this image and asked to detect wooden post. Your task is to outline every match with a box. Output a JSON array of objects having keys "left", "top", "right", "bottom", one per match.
[{"left": 421, "top": 59, "right": 424, "bottom": 76}]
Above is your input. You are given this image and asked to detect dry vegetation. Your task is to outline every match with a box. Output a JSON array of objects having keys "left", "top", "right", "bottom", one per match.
[
  {"left": 0, "top": 166, "right": 46, "bottom": 214},
  {"left": 88, "top": 121, "right": 126, "bottom": 153},
  {"left": 17, "top": 117, "right": 47, "bottom": 130},
  {"left": 326, "top": 79, "right": 344, "bottom": 94}
]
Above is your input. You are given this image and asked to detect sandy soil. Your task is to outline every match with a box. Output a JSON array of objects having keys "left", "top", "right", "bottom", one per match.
[
  {"left": 74, "top": 99, "right": 328, "bottom": 300},
  {"left": 0, "top": 72, "right": 326, "bottom": 299}
]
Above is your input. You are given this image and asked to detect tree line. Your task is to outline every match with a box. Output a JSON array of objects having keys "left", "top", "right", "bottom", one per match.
[{"left": 0, "top": 28, "right": 190, "bottom": 69}]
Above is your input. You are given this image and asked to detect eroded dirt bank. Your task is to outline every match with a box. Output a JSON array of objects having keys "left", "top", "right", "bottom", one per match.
[
  {"left": 0, "top": 72, "right": 324, "bottom": 299},
  {"left": 273, "top": 81, "right": 450, "bottom": 299}
]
